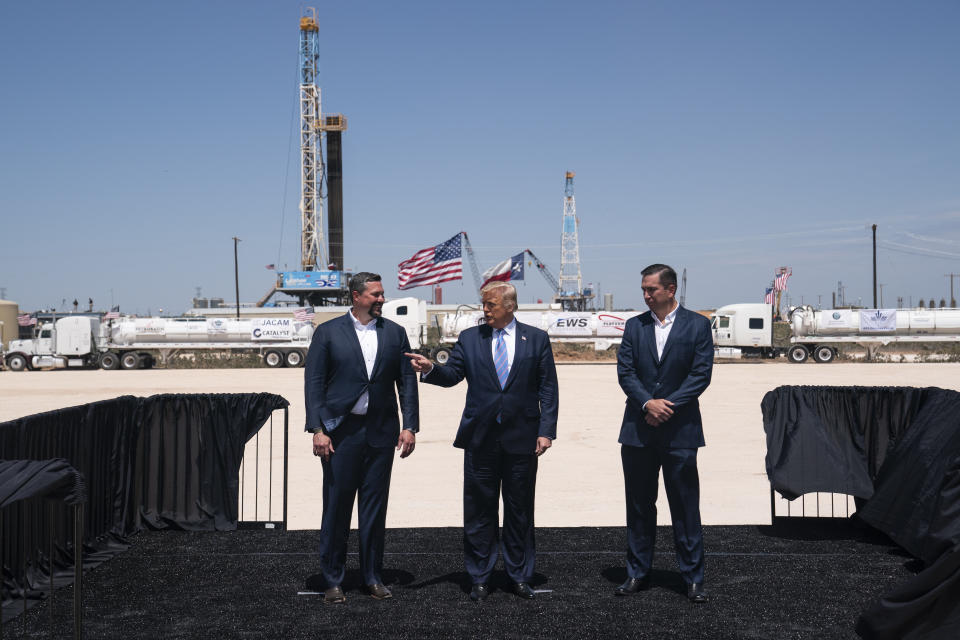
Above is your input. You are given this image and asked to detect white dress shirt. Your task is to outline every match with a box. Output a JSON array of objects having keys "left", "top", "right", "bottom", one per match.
[
  {"left": 643, "top": 302, "right": 679, "bottom": 413},
  {"left": 653, "top": 302, "right": 679, "bottom": 360},
  {"left": 350, "top": 312, "right": 378, "bottom": 415}
]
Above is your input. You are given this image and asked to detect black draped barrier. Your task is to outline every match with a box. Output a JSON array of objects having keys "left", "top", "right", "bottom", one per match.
[
  {"left": 0, "top": 393, "right": 289, "bottom": 626},
  {"left": 761, "top": 386, "right": 927, "bottom": 501},
  {"left": 0, "top": 459, "right": 87, "bottom": 508},
  {"left": 855, "top": 388, "right": 960, "bottom": 639},
  {"left": 761, "top": 385, "right": 960, "bottom": 639},
  {"left": 0, "top": 459, "right": 86, "bottom": 633}
]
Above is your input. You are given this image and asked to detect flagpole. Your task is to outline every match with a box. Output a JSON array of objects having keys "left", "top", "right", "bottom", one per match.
[{"left": 233, "top": 237, "right": 241, "bottom": 321}]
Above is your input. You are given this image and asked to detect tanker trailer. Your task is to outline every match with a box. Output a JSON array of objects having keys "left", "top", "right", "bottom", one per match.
[
  {"left": 786, "top": 306, "right": 960, "bottom": 363},
  {"left": 99, "top": 316, "right": 314, "bottom": 369}
]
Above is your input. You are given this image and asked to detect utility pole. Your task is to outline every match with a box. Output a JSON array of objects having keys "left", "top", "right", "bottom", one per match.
[
  {"left": 872, "top": 224, "right": 877, "bottom": 308},
  {"left": 878, "top": 283, "right": 885, "bottom": 308},
  {"left": 233, "top": 237, "right": 241, "bottom": 321},
  {"left": 946, "top": 273, "right": 959, "bottom": 307}
]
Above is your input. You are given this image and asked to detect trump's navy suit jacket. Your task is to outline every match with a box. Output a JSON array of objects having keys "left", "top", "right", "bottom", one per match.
[
  {"left": 423, "top": 321, "right": 558, "bottom": 454},
  {"left": 617, "top": 305, "right": 714, "bottom": 449},
  {"left": 304, "top": 313, "right": 419, "bottom": 447}
]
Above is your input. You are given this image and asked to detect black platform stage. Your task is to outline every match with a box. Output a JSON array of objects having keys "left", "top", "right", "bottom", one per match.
[{"left": 10, "top": 522, "right": 912, "bottom": 639}]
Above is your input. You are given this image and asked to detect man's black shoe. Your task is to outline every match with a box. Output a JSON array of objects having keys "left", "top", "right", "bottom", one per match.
[
  {"left": 470, "top": 583, "right": 489, "bottom": 601},
  {"left": 687, "top": 582, "right": 708, "bottom": 603},
  {"left": 614, "top": 576, "right": 651, "bottom": 596},
  {"left": 512, "top": 582, "right": 535, "bottom": 599}
]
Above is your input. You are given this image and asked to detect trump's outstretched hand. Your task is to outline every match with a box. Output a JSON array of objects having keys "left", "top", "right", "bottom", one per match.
[{"left": 405, "top": 352, "right": 434, "bottom": 374}]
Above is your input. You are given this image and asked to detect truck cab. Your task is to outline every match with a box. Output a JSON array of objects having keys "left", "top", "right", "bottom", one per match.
[
  {"left": 4, "top": 317, "right": 101, "bottom": 371},
  {"left": 382, "top": 297, "right": 427, "bottom": 350},
  {"left": 711, "top": 303, "right": 776, "bottom": 357}
]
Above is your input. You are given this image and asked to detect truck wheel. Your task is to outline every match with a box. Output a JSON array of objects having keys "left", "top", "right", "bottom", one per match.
[
  {"left": 120, "top": 352, "right": 140, "bottom": 370},
  {"left": 813, "top": 346, "right": 835, "bottom": 363},
  {"left": 6, "top": 354, "right": 27, "bottom": 372},
  {"left": 285, "top": 350, "right": 305, "bottom": 368},
  {"left": 787, "top": 345, "right": 809, "bottom": 364},
  {"left": 263, "top": 351, "right": 284, "bottom": 368},
  {"left": 431, "top": 347, "right": 451, "bottom": 365},
  {"left": 100, "top": 352, "right": 120, "bottom": 370}
]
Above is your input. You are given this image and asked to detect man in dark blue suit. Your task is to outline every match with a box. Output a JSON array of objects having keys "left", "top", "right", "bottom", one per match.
[
  {"left": 304, "top": 272, "right": 419, "bottom": 604},
  {"left": 614, "top": 264, "right": 714, "bottom": 603},
  {"left": 407, "top": 282, "right": 558, "bottom": 601}
]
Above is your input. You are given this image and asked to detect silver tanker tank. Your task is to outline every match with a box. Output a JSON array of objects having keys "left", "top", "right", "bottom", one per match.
[
  {"left": 791, "top": 306, "right": 960, "bottom": 336},
  {"left": 109, "top": 317, "right": 313, "bottom": 345}
]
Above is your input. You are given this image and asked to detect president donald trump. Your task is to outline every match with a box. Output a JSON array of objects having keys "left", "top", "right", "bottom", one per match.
[{"left": 407, "top": 281, "right": 558, "bottom": 601}]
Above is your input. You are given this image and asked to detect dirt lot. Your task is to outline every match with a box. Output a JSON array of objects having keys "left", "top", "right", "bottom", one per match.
[{"left": 2, "top": 362, "right": 958, "bottom": 529}]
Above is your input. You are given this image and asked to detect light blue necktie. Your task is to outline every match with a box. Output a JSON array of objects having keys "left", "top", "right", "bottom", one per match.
[{"left": 494, "top": 329, "right": 509, "bottom": 388}]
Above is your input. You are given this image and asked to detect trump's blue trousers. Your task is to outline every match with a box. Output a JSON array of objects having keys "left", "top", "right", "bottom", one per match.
[{"left": 463, "top": 441, "right": 538, "bottom": 584}]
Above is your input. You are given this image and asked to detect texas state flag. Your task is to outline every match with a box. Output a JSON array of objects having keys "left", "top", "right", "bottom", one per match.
[{"left": 481, "top": 253, "right": 525, "bottom": 288}]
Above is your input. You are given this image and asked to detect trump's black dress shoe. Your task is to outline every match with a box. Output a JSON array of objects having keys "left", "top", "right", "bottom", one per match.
[
  {"left": 512, "top": 582, "right": 536, "bottom": 599},
  {"left": 687, "top": 582, "right": 708, "bottom": 603},
  {"left": 614, "top": 576, "right": 651, "bottom": 596},
  {"left": 470, "top": 583, "right": 490, "bottom": 601}
]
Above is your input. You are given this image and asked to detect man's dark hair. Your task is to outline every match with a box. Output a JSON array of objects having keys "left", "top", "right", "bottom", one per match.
[
  {"left": 641, "top": 264, "right": 677, "bottom": 289},
  {"left": 349, "top": 272, "right": 382, "bottom": 297}
]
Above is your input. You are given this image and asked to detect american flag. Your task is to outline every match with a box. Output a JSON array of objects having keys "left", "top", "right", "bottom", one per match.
[
  {"left": 397, "top": 234, "right": 463, "bottom": 290},
  {"left": 17, "top": 314, "right": 36, "bottom": 326},
  {"left": 103, "top": 310, "right": 120, "bottom": 320},
  {"left": 764, "top": 288, "right": 774, "bottom": 304},
  {"left": 774, "top": 270, "right": 792, "bottom": 292},
  {"left": 293, "top": 308, "right": 315, "bottom": 322}
]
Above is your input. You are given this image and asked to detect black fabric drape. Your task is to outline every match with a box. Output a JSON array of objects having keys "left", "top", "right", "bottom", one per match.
[
  {"left": 856, "top": 544, "right": 960, "bottom": 640},
  {"left": 132, "top": 393, "right": 288, "bottom": 531},
  {"left": 0, "top": 393, "right": 288, "bottom": 619},
  {"left": 761, "top": 385, "right": 960, "bottom": 639},
  {"left": 0, "top": 459, "right": 88, "bottom": 623},
  {"left": 855, "top": 388, "right": 960, "bottom": 565},
  {"left": 761, "top": 386, "right": 927, "bottom": 500},
  {"left": 0, "top": 459, "right": 87, "bottom": 507}
]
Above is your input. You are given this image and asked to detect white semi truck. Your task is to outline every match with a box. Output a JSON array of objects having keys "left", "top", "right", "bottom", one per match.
[
  {"left": 3, "top": 298, "right": 427, "bottom": 371},
  {"left": 712, "top": 303, "right": 960, "bottom": 363}
]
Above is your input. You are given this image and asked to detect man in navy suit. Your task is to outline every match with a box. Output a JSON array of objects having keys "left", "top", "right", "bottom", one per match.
[
  {"left": 407, "top": 282, "right": 558, "bottom": 601},
  {"left": 304, "top": 272, "right": 419, "bottom": 604},
  {"left": 614, "top": 264, "right": 714, "bottom": 603}
]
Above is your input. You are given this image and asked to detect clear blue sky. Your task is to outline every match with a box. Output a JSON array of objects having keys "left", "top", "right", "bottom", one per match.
[{"left": 2, "top": 1, "right": 959, "bottom": 314}]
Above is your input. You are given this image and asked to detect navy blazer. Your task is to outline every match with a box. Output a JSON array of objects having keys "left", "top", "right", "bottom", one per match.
[
  {"left": 423, "top": 321, "right": 558, "bottom": 455},
  {"left": 304, "top": 312, "right": 419, "bottom": 447},
  {"left": 617, "top": 305, "right": 714, "bottom": 448}
]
